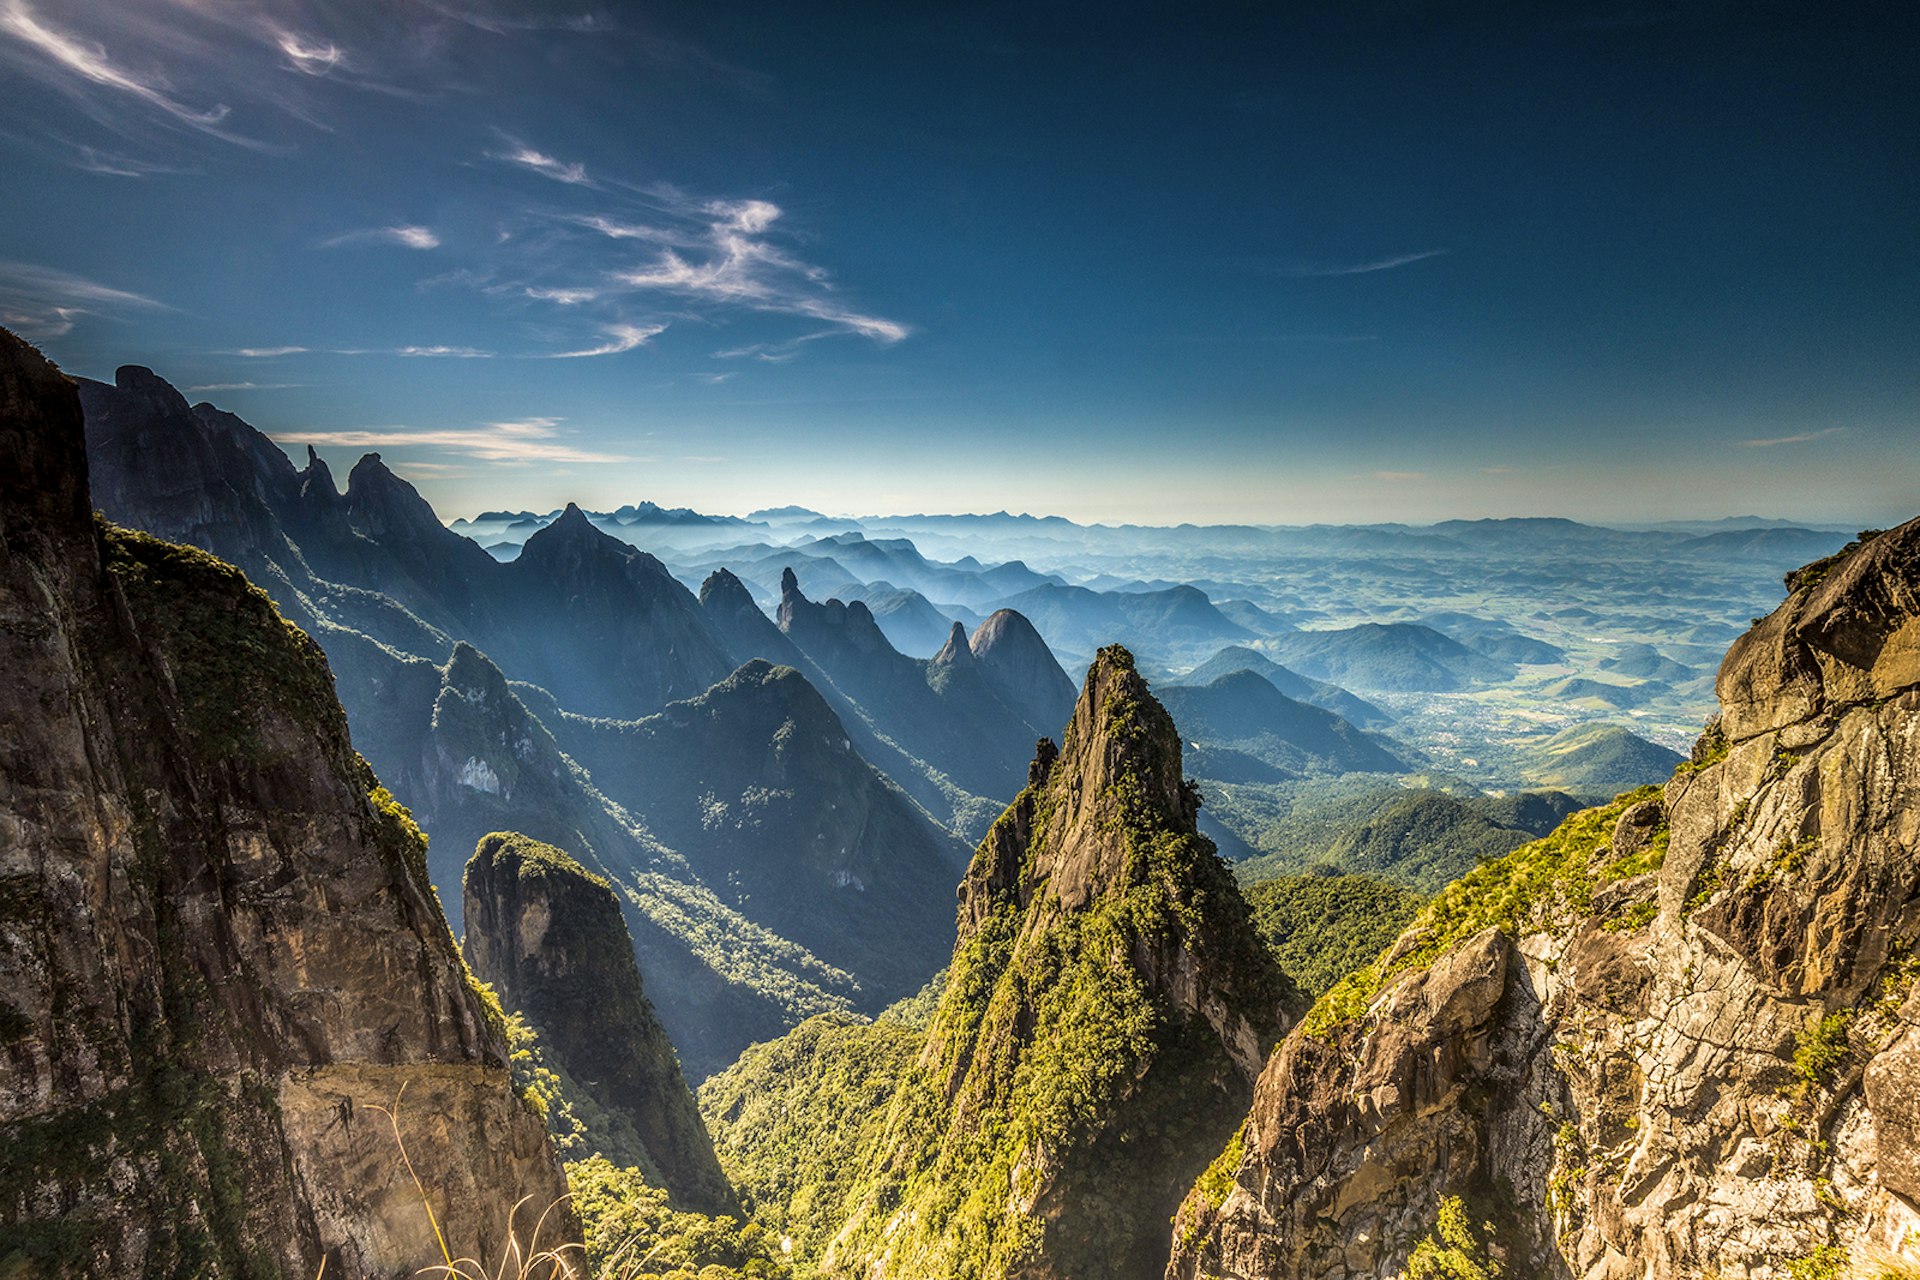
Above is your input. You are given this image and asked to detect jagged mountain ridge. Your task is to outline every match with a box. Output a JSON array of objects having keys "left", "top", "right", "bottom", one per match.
[
  {"left": 73, "top": 362, "right": 1066, "bottom": 1076},
  {"left": 0, "top": 328, "right": 570, "bottom": 1276},
  {"left": 774, "top": 567, "right": 1067, "bottom": 805},
  {"left": 1167, "top": 518, "right": 1920, "bottom": 1279},
  {"left": 826, "top": 647, "right": 1290, "bottom": 1280}
]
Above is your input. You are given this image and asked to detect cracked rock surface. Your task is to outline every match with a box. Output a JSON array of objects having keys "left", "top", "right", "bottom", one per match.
[{"left": 1169, "top": 518, "right": 1920, "bottom": 1280}]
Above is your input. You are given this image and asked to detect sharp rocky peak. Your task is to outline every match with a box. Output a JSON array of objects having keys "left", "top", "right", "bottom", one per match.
[
  {"left": 344, "top": 451, "right": 446, "bottom": 539},
  {"left": 699, "top": 566, "right": 755, "bottom": 610},
  {"left": 298, "top": 445, "right": 339, "bottom": 501},
  {"left": 962, "top": 645, "right": 1197, "bottom": 927},
  {"left": 931, "top": 620, "right": 974, "bottom": 667},
  {"left": 110, "top": 363, "right": 194, "bottom": 419}
]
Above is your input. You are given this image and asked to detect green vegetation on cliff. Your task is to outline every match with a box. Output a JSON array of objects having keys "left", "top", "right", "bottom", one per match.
[
  {"left": 464, "top": 831, "right": 737, "bottom": 1214},
  {"left": 698, "top": 1006, "right": 927, "bottom": 1272},
  {"left": 568, "top": 1156, "right": 788, "bottom": 1280},
  {"left": 827, "top": 646, "right": 1287, "bottom": 1280},
  {"left": 1243, "top": 873, "right": 1426, "bottom": 1000},
  {"left": 1304, "top": 787, "right": 1664, "bottom": 1035}
]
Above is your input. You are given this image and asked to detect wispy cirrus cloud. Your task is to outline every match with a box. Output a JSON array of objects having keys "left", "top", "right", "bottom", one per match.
[
  {"left": 391, "top": 344, "right": 490, "bottom": 357},
  {"left": 0, "top": 0, "right": 455, "bottom": 162},
  {"left": 274, "top": 30, "right": 343, "bottom": 76},
  {"left": 1741, "top": 427, "right": 1845, "bottom": 448},
  {"left": 491, "top": 136, "right": 591, "bottom": 185},
  {"left": 525, "top": 285, "right": 602, "bottom": 305},
  {"left": 0, "top": 260, "right": 167, "bottom": 339},
  {"left": 550, "top": 322, "right": 665, "bottom": 358},
  {"left": 459, "top": 149, "right": 910, "bottom": 358},
  {"left": 186, "top": 381, "right": 301, "bottom": 392},
  {"left": 0, "top": 0, "right": 244, "bottom": 139},
  {"left": 601, "top": 196, "right": 909, "bottom": 343},
  {"left": 320, "top": 224, "right": 440, "bottom": 250},
  {"left": 1279, "top": 249, "right": 1450, "bottom": 278},
  {"left": 271, "top": 415, "right": 630, "bottom": 464},
  {"left": 228, "top": 343, "right": 491, "bottom": 358},
  {"left": 60, "top": 141, "right": 198, "bottom": 177}
]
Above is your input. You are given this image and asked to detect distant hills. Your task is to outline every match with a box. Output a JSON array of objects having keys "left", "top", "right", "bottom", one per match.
[
  {"left": 1175, "top": 645, "right": 1390, "bottom": 727},
  {"left": 1515, "top": 722, "right": 1686, "bottom": 797},
  {"left": 69, "top": 357, "right": 1833, "bottom": 1084},
  {"left": 1158, "top": 672, "right": 1409, "bottom": 780},
  {"left": 74, "top": 362, "right": 1080, "bottom": 1076},
  {"left": 1261, "top": 622, "right": 1515, "bottom": 692}
]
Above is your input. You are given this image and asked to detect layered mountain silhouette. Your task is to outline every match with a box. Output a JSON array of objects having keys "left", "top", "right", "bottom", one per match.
[
  {"left": 74, "top": 361, "right": 1074, "bottom": 1076},
  {"left": 1158, "top": 672, "right": 1410, "bottom": 781},
  {"left": 1176, "top": 644, "right": 1390, "bottom": 727}
]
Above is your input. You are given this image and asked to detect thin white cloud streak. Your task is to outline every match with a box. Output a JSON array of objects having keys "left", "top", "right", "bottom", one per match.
[
  {"left": 550, "top": 322, "right": 665, "bottom": 358},
  {"left": 526, "top": 285, "right": 601, "bottom": 305},
  {"left": 271, "top": 416, "right": 630, "bottom": 464},
  {"left": 1283, "top": 249, "right": 1450, "bottom": 277},
  {"left": 62, "top": 142, "right": 196, "bottom": 176},
  {"left": 607, "top": 197, "right": 908, "bottom": 343},
  {"left": 319, "top": 224, "right": 440, "bottom": 250},
  {"left": 570, "top": 214, "right": 684, "bottom": 245},
  {"left": 492, "top": 138, "right": 591, "bottom": 185},
  {"left": 1741, "top": 427, "right": 1845, "bottom": 447},
  {"left": 275, "top": 31, "right": 342, "bottom": 76},
  {"left": 0, "top": 0, "right": 231, "bottom": 128},
  {"left": 1372, "top": 470, "right": 1427, "bottom": 481},
  {"left": 0, "top": 260, "right": 167, "bottom": 338},
  {"left": 228, "top": 344, "right": 491, "bottom": 357},
  {"left": 186, "top": 381, "right": 301, "bottom": 391},
  {"left": 392, "top": 344, "right": 490, "bottom": 357}
]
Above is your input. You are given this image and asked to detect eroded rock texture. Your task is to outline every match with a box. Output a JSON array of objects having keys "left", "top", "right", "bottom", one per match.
[
  {"left": 0, "top": 328, "right": 570, "bottom": 1277},
  {"left": 1167, "top": 519, "right": 1920, "bottom": 1280}
]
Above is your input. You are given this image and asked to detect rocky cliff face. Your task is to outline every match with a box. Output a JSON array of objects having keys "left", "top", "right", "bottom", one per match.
[
  {"left": 828, "top": 646, "right": 1289, "bottom": 1280},
  {"left": 462, "top": 832, "right": 735, "bottom": 1214},
  {"left": 969, "top": 607, "right": 1077, "bottom": 732},
  {"left": 0, "top": 329, "right": 570, "bottom": 1276},
  {"left": 1167, "top": 519, "right": 1920, "bottom": 1280}
]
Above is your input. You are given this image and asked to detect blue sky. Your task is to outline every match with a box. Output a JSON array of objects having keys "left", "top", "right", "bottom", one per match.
[{"left": 2, "top": 1, "right": 1914, "bottom": 525}]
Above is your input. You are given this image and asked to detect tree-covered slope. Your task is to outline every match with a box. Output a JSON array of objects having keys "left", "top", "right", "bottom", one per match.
[
  {"left": 1241, "top": 874, "right": 1426, "bottom": 1000},
  {"left": 1516, "top": 721, "right": 1685, "bottom": 797}
]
